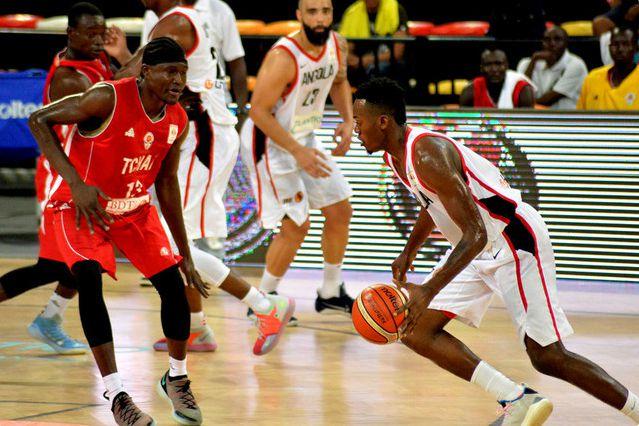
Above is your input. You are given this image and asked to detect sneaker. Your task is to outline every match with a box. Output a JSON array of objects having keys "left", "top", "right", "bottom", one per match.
[
  {"left": 490, "top": 386, "right": 553, "bottom": 426},
  {"left": 27, "top": 314, "right": 88, "bottom": 355},
  {"left": 156, "top": 370, "right": 202, "bottom": 425},
  {"left": 109, "top": 391, "right": 155, "bottom": 426},
  {"left": 315, "top": 283, "right": 354, "bottom": 316},
  {"left": 153, "top": 325, "right": 218, "bottom": 352},
  {"left": 247, "top": 291, "right": 298, "bottom": 327},
  {"left": 253, "top": 293, "right": 295, "bottom": 356}
]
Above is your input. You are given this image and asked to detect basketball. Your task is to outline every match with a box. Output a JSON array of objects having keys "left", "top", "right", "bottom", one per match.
[{"left": 352, "top": 284, "right": 408, "bottom": 344}]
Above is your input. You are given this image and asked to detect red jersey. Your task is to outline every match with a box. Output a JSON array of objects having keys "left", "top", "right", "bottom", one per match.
[
  {"left": 49, "top": 77, "right": 188, "bottom": 217},
  {"left": 472, "top": 70, "right": 532, "bottom": 108},
  {"left": 36, "top": 50, "right": 113, "bottom": 205}
]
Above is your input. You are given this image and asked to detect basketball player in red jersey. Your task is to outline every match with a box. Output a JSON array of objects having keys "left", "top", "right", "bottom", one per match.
[
  {"left": 0, "top": 2, "right": 124, "bottom": 355},
  {"left": 111, "top": 0, "right": 296, "bottom": 357},
  {"left": 353, "top": 77, "right": 639, "bottom": 425},
  {"left": 29, "top": 38, "right": 206, "bottom": 425}
]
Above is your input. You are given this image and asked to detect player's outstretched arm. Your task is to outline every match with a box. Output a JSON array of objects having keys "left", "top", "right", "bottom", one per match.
[
  {"left": 155, "top": 122, "right": 210, "bottom": 297},
  {"left": 396, "top": 137, "right": 487, "bottom": 335},
  {"left": 250, "top": 48, "right": 331, "bottom": 178},
  {"left": 329, "top": 33, "right": 353, "bottom": 157},
  {"left": 28, "top": 85, "right": 115, "bottom": 233}
]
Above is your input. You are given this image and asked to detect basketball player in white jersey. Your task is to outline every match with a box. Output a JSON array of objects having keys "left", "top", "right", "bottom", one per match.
[
  {"left": 112, "top": 0, "right": 295, "bottom": 357},
  {"left": 240, "top": 0, "right": 355, "bottom": 323},
  {"left": 353, "top": 77, "right": 639, "bottom": 425}
]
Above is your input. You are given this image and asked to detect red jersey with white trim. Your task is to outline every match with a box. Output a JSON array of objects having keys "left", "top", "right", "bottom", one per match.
[
  {"left": 48, "top": 77, "right": 188, "bottom": 216},
  {"left": 36, "top": 50, "right": 113, "bottom": 205},
  {"left": 270, "top": 32, "right": 340, "bottom": 140},
  {"left": 384, "top": 126, "right": 523, "bottom": 249},
  {"left": 472, "top": 70, "right": 532, "bottom": 108}
]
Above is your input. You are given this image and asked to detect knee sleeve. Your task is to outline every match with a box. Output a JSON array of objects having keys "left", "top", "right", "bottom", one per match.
[
  {"left": 150, "top": 266, "right": 190, "bottom": 341},
  {"left": 0, "top": 258, "right": 71, "bottom": 299},
  {"left": 190, "top": 243, "right": 230, "bottom": 286},
  {"left": 73, "top": 260, "right": 113, "bottom": 347}
]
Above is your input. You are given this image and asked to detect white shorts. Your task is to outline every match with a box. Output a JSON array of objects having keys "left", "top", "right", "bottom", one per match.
[
  {"left": 179, "top": 119, "right": 239, "bottom": 240},
  {"left": 240, "top": 119, "right": 352, "bottom": 229},
  {"left": 427, "top": 203, "right": 574, "bottom": 347}
]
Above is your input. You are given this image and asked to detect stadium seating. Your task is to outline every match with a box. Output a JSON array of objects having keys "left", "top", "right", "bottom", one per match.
[
  {"left": 261, "top": 20, "right": 301, "bottom": 36},
  {"left": 35, "top": 16, "right": 67, "bottom": 31},
  {"left": 105, "top": 17, "right": 144, "bottom": 33},
  {"left": 429, "top": 21, "right": 489, "bottom": 36},
  {"left": 0, "top": 14, "right": 42, "bottom": 29},
  {"left": 428, "top": 79, "right": 469, "bottom": 95},
  {"left": 407, "top": 21, "right": 434, "bottom": 36},
  {"left": 236, "top": 19, "right": 266, "bottom": 35},
  {"left": 560, "top": 20, "right": 593, "bottom": 36}
]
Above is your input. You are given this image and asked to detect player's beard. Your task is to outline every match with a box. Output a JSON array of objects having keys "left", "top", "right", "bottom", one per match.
[{"left": 303, "top": 23, "right": 330, "bottom": 46}]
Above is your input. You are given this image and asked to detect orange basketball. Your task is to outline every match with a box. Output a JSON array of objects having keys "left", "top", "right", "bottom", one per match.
[{"left": 352, "top": 284, "right": 407, "bottom": 344}]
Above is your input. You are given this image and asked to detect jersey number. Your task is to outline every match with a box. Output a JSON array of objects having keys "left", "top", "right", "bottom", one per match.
[
  {"left": 126, "top": 180, "right": 144, "bottom": 198},
  {"left": 302, "top": 89, "right": 320, "bottom": 107}
]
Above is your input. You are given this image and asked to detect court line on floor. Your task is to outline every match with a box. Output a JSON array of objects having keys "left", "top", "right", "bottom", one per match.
[{"left": 11, "top": 404, "right": 98, "bottom": 421}]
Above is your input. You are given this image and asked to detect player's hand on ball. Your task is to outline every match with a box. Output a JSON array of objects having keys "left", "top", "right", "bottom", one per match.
[
  {"left": 332, "top": 122, "right": 353, "bottom": 157},
  {"left": 70, "top": 182, "right": 113, "bottom": 234},
  {"left": 181, "top": 258, "right": 210, "bottom": 298},
  {"left": 393, "top": 280, "right": 436, "bottom": 337},
  {"left": 391, "top": 251, "right": 416, "bottom": 283},
  {"left": 292, "top": 145, "right": 332, "bottom": 178}
]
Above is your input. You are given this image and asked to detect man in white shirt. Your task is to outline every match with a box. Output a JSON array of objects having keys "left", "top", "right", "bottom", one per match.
[{"left": 517, "top": 26, "right": 588, "bottom": 109}]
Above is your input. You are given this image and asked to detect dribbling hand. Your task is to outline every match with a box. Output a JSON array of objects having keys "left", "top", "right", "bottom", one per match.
[
  {"left": 391, "top": 251, "right": 416, "bottom": 284},
  {"left": 70, "top": 181, "right": 113, "bottom": 234},
  {"left": 393, "top": 280, "right": 436, "bottom": 338}
]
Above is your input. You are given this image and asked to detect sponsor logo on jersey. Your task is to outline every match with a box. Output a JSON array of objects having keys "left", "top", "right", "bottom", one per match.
[
  {"left": 160, "top": 247, "right": 170, "bottom": 256},
  {"left": 205, "top": 79, "right": 213, "bottom": 90},
  {"left": 301, "top": 64, "right": 335, "bottom": 86},
  {"left": 125, "top": 128, "right": 135, "bottom": 138},
  {"left": 105, "top": 194, "right": 150, "bottom": 215},
  {"left": 121, "top": 154, "right": 157, "bottom": 175},
  {"left": 0, "top": 101, "right": 41, "bottom": 119},
  {"left": 167, "top": 124, "right": 178, "bottom": 145},
  {"left": 143, "top": 132, "right": 154, "bottom": 150},
  {"left": 626, "top": 92, "right": 636, "bottom": 106}
]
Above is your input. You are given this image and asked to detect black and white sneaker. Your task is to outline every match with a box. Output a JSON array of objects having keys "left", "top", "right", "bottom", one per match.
[
  {"left": 315, "top": 283, "right": 354, "bottom": 316},
  {"left": 247, "top": 291, "right": 298, "bottom": 327}
]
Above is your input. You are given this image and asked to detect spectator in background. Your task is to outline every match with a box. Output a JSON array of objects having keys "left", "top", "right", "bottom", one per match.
[
  {"left": 460, "top": 49, "right": 535, "bottom": 108},
  {"left": 578, "top": 27, "right": 639, "bottom": 110},
  {"left": 593, "top": 0, "right": 639, "bottom": 65},
  {"left": 339, "top": 0, "right": 408, "bottom": 87},
  {"left": 517, "top": 26, "right": 588, "bottom": 109}
]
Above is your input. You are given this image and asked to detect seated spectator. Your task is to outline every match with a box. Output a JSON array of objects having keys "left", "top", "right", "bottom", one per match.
[
  {"left": 460, "top": 49, "right": 535, "bottom": 108},
  {"left": 578, "top": 27, "right": 639, "bottom": 110},
  {"left": 339, "top": 0, "right": 408, "bottom": 88},
  {"left": 517, "top": 26, "right": 588, "bottom": 109},
  {"left": 593, "top": 0, "right": 639, "bottom": 65}
]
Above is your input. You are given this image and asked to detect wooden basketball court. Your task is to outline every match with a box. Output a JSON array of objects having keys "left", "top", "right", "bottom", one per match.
[{"left": 1, "top": 258, "right": 638, "bottom": 425}]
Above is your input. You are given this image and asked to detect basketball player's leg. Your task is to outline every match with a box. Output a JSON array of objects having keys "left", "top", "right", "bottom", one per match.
[{"left": 265, "top": 217, "right": 311, "bottom": 278}]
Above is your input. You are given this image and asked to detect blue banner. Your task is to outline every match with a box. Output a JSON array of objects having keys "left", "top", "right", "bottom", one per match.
[{"left": 0, "top": 69, "right": 46, "bottom": 165}]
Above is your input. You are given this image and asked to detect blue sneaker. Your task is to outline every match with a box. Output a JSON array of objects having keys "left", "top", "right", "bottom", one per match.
[{"left": 27, "top": 314, "right": 88, "bottom": 355}]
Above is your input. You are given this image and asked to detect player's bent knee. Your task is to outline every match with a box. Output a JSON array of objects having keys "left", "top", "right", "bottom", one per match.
[
  {"left": 526, "top": 341, "right": 566, "bottom": 376},
  {"left": 150, "top": 266, "right": 190, "bottom": 341}
]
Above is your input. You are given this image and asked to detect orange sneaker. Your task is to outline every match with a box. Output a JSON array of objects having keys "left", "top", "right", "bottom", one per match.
[
  {"left": 253, "top": 293, "right": 295, "bottom": 356},
  {"left": 153, "top": 325, "right": 218, "bottom": 352}
]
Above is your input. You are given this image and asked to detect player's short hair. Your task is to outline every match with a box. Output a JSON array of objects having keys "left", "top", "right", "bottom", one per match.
[
  {"left": 143, "top": 37, "right": 188, "bottom": 66},
  {"left": 354, "top": 77, "right": 406, "bottom": 125},
  {"left": 68, "top": 2, "right": 103, "bottom": 28},
  {"left": 611, "top": 25, "right": 638, "bottom": 44}
]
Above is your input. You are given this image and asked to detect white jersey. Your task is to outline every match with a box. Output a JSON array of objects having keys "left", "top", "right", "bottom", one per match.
[
  {"left": 147, "top": 6, "right": 236, "bottom": 126},
  {"left": 385, "top": 126, "right": 523, "bottom": 250},
  {"left": 271, "top": 32, "right": 341, "bottom": 141}
]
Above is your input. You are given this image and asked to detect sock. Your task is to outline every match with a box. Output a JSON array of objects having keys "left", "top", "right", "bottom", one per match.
[
  {"left": 319, "top": 262, "right": 342, "bottom": 298},
  {"left": 41, "top": 292, "right": 71, "bottom": 319},
  {"left": 103, "top": 372, "right": 125, "bottom": 402},
  {"left": 190, "top": 311, "right": 206, "bottom": 331},
  {"left": 470, "top": 361, "right": 524, "bottom": 402},
  {"left": 259, "top": 270, "right": 281, "bottom": 293},
  {"left": 621, "top": 391, "right": 639, "bottom": 422},
  {"left": 242, "top": 286, "right": 272, "bottom": 314},
  {"left": 169, "top": 356, "right": 187, "bottom": 378}
]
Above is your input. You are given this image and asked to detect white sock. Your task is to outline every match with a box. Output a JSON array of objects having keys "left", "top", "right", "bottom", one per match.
[
  {"left": 319, "top": 262, "right": 342, "bottom": 298},
  {"left": 259, "top": 270, "right": 281, "bottom": 293},
  {"left": 471, "top": 361, "right": 524, "bottom": 402},
  {"left": 190, "top": 311, "right": 206, "bottom": 331},
  {"left": 169, "top": 356, "right": 188, "bottom": 378},
  {"left": 41, "top": 292, "right": 71, "bottom": 319},
  {"left": 242, "top": 287, "right": 272, "bottom": 314},
  {"left": 621, "top": 391, "right": 639, "bottom": 422},
  {"left": 103, "top": 372, "right": 125, "bottom": 402}
]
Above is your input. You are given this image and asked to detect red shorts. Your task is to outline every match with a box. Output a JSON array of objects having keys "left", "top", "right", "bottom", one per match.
[
  {"left": 38, "top": 208, "right": 65, "bottom": 262},
  {"left": 53, "top": 204, "right": 181, "bottom": 279}
]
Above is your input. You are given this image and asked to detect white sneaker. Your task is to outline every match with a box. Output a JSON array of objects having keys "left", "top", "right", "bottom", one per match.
[{"left": 490, "top": 386, "right": 553, "bottom": 426}]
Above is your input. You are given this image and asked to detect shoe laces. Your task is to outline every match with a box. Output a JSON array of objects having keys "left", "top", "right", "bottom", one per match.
[
  {"left": 496, "top": 402, "right": 513, "bottom": 418},
  {"left": 173, "top": 379, "right": 197, "bottom": 409},
  {"left": 255, "top": 307, "right": 280, "bottom": 339},
  {"left": 42, "top": 321, "right": 68, "bottom": 343},
  {"left": 112, "top": 393, "right": 143, "bottom": 425}
]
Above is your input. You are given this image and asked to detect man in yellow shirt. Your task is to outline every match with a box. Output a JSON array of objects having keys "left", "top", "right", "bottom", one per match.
[{"left": 577, "top": 27, "right": 639, "bottom": 110}]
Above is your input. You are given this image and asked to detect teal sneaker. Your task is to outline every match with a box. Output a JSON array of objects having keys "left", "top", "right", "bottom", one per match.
[{"left": 27, "top": 314, "right": 87, "bottom": 355}]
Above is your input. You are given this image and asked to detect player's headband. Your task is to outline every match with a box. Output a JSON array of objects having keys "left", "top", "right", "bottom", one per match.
[{"left": 142, "top": 37, "right": 187, "bottom": 66}]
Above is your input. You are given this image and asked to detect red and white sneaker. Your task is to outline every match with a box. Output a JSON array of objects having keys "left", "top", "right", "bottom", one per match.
[
  {"left": 153, "top": 325, "right": 218, "bottom": 352},
  {"left": 253, "top": 293, "right": 295, "bottom": 356}
]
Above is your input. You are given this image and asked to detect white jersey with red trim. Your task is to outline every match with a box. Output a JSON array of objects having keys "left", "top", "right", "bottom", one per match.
[
  {"left": 271, "top": 32, "right": 340, "bottom": 141},
  {"left": 385, "top": 126, "right": 523, "bottom": 249},
  {"left": 152, "top": 6, "right": 236, "bottom": 126}
]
